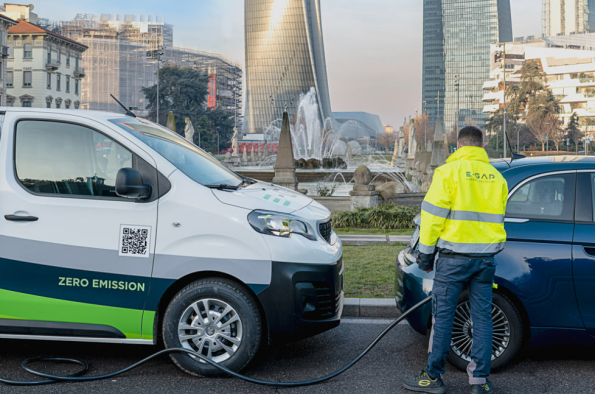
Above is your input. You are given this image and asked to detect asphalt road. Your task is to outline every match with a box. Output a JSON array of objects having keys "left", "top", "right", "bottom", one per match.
[{"left": 0, "top": 319, "right": 594, "bottom": 394}]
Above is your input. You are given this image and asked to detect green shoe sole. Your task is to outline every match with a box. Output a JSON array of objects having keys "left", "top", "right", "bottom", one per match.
[{"left": 402, "top": 382, "right": 448, "bottom": 394}]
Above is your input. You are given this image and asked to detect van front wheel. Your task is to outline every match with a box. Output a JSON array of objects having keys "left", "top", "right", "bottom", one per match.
[{"left": 162, "top": 278, "right": 262, "bottom": 377}]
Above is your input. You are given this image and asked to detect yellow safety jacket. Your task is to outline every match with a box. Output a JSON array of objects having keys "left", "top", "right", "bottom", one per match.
[{"left": 419, "top": 146, "right": 508, "bottom": 259}]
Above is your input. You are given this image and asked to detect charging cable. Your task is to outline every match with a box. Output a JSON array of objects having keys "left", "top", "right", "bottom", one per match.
[{"left": 1, "top": 296, "right": 432, "bottom": 387}]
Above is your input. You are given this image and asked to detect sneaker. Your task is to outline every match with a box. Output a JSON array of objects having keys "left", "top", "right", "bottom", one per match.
[
  {"left": 470, "top": 379, "right": 493, "bottom": 394},
  {"left": 402, "top": 370, "right": 447, "bottom": 393}
]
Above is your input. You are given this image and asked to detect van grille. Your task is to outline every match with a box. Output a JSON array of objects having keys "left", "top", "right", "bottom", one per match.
[
  {"left": 313, "top": 282, "right": 336, "bottom": 320},
  {"left": 319, "top": 219, "right": 332, "bottom": 243}
]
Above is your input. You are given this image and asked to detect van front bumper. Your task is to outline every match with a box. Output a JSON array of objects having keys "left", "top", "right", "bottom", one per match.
[{"left": 257, "top": 259, "right": 344, "bottom": 342}]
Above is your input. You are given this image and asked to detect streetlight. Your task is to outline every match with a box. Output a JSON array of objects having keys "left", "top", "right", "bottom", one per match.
[
  {"left": 423, "top": 101, "right": 427, "bottom": 152},
  {"left": 454, "top": 74, "right": 460, "bottom": 146},
  {"left": 496, "top": 43, "right": 507, "bottom": 158},
  {"left": 154, "top": 45, "right": 165, "bottom": 124}
]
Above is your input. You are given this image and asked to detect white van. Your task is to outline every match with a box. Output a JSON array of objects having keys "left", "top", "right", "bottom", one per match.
[{"left": 0, "top": 109, "right": 343, "bottom": 376}]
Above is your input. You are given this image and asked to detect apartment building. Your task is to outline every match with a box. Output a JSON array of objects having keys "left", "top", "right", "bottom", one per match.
[{"left": 6, "top": 18, "right": 87, "bottom": 108}]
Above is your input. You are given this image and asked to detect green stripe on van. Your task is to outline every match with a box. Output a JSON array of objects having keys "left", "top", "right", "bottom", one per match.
[{"left": 0, "top": 288, "right": 148, "bottom": 339}]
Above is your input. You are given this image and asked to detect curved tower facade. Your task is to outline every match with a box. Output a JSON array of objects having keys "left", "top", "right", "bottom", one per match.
[{"left": 243, "top": 0, "right": 333, "bottom": 134}]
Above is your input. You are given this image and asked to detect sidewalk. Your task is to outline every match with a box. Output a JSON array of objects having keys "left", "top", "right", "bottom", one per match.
[{"left": 339, "top": 234, "right": 411, "bottom": 246}]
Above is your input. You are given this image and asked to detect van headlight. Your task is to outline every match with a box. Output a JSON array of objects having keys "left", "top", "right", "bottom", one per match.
[{"left": 248, "top": 210, "right": 317, "bottom": 241}]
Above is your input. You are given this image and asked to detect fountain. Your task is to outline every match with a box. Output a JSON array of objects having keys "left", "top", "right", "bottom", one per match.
[{"left": 232, "top": 86, "right": 420, "bottom": 203}]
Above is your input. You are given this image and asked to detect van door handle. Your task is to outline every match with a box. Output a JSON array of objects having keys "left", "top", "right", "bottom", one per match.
[
  {"left": 584, "top": 247, "right": 595, "bottom": 257},
  {"left": 4, "top": 215, "right": 38, "bottom": 222}
]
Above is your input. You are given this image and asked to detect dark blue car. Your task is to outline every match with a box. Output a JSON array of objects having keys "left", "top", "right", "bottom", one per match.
[{"left": 396, "top": 155, "right": 595, "bottom": 371}]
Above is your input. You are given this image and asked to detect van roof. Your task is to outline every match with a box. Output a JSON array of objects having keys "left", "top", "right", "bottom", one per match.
[{"left": 0, "top": 107, "right": 131, "bottom": 122}]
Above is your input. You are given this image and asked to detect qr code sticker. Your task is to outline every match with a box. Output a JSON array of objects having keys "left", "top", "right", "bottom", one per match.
[{"left": 119, "top": 225, "right": 151, "bottom": 258}]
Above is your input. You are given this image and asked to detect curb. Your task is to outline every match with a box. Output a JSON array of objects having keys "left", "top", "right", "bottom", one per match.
[
  {"left": 343, "top": 298, "right": 400, "bottom": 318},
  {"left": 339, "top": 235, "right": 410, "bottom": 246}
]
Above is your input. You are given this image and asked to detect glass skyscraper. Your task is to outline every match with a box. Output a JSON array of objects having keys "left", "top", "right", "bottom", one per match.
[
  {"left": 422, "top": 0, "right": 512, "bottom": 134},
  {"left": 243, "top": 0, "right": 333, "bottom": 134}
]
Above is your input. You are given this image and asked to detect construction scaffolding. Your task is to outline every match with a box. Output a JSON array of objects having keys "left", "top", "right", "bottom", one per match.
[{"left": 46, "top": 15, "right": 242, "bottom": 122}]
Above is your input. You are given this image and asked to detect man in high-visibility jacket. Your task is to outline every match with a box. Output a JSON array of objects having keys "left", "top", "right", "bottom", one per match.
[{"left": 402, "top": 126, "right": 507, "bottom": 394}]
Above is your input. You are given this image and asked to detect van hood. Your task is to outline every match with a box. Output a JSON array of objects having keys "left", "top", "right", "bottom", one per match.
[{"left": 211, "top": 182, "right": 313, "bottom": 214}]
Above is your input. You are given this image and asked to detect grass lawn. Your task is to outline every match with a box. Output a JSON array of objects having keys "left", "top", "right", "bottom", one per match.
[
  {"left": 342, "top": 243, "right": 404, "bottom": 298},
  {"left": 336, "top": 228, "right": 415, "bottom": 236}
]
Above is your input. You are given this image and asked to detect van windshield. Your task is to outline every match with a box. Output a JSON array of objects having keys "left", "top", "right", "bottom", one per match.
[{"left": 110, "top": 118, "right": 242, "bottom": 188}]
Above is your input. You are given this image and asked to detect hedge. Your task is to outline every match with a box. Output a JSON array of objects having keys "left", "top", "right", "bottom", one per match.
[{"left": 332, "top": 204, "right": 419, "bottom": 230}]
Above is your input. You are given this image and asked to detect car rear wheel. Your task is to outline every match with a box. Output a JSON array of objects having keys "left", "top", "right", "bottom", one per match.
[
  {"left": 162, "top": 278, "right": 262, "bottom": 377},
  {"left": 447, "top": 291, "right": 524, "bottom": 371}
]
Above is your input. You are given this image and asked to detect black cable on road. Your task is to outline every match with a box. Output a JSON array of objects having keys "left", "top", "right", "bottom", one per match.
[{"left": 1, "top": 296, "right": 432, "bottom": 388}]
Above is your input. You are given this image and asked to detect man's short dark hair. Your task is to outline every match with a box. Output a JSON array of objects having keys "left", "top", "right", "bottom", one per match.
[{"left": 458, "top": 126, "right": 484, "bottom": 147}]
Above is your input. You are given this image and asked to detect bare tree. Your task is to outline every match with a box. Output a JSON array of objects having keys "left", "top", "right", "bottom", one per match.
[
  {"left": 378, "top": 132, "right": 397, "bottom": 154},
  {"left": 526, "top": 91, "right": 561, "bottom": 152}
]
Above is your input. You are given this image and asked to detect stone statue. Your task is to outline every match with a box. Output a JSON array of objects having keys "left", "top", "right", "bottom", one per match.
[{"left": 231, "top": 127, "right": 240, "bottom": 157}]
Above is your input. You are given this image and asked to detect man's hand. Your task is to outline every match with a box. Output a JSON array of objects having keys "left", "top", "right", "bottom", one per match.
[{"left": 417, "top": 252, "right": 435, "bottom": 272}]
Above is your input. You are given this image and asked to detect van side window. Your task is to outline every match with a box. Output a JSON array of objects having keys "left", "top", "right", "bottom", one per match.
[
  {"left": 15, "top": 120, "right": 132, "bottom": 199},
  {"left": 506, "top": 173, "right": 575, "bottom": 221}
]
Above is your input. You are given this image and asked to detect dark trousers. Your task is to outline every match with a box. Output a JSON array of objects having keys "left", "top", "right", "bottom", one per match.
[{"left": 425, "top": 256, "right": 497, "bottom": 385}]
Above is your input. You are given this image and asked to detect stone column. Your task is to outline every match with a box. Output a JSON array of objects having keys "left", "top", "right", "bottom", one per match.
[
  {"left": 272, "top": 110, "right": 298, "bottom": 190},
  {"left": 350, "top": 166, "right": 380, "bottom": 210}
]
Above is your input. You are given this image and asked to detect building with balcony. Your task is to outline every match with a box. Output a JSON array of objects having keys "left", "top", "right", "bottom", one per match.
[
  {"left": 483, "top": 39, "right": 595, "bottom": 132},
  {"left": 543, "top": 0, "right": 595, "bottom": 37},
  {"left": 0, "top": 13, "right": 16, "bottom": 106},
  {"left": 5, "top": 16, "right": 87, "bottom": 108},
  {"left": 243, "top": 0, "right": 334, "bottom": 134}
]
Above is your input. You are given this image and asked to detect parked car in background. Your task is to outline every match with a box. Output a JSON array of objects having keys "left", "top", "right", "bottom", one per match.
[{"left": 396, "top": 156, "right": 595, "bottom": 370}]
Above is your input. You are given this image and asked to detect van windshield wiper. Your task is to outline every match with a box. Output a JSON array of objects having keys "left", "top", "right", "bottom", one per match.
[{"left": 205, "top": 183, "right": 241, "bottom": 190}]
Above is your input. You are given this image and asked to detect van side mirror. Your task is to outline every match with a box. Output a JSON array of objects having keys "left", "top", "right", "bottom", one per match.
[{"left": 115, "top": 168, "right": 152, "bottom": 199}]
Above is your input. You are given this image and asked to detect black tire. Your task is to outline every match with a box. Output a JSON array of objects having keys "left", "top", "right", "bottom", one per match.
[
  {"left": 446, "top": 291, "right": 524, "bottom": 371},
  {"left": 162, "top": 277, "right": 262, "bottom": 377}
]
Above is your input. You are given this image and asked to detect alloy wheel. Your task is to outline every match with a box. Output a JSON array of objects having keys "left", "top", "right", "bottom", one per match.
[
  {"left": 178, "top": 298, "right": 243, "bottom": 363},
  {"left": 450, "top": 301, "right": 511, "bottom": 361}
]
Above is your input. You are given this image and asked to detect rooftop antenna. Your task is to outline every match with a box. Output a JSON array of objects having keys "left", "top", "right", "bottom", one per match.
[{"left": 110, "top": 94, "right": 136, "bottom": 118}]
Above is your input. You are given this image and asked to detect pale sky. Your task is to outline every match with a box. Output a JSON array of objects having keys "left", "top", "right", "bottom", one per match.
[{"left": 34, "top": 0, "right": 543, "bottom": 128}]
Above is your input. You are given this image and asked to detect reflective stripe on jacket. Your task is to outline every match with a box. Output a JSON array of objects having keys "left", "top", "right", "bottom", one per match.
[{"left": 419, "top": 146, "right": 508, "bottom": 256}]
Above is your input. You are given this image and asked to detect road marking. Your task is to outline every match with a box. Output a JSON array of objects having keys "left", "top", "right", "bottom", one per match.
[{"left": 341, "top": 318, "right": 408, "bottom": 325}]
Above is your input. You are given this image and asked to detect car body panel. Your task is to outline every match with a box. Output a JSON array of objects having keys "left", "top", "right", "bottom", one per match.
[{"left": 397, "top": 155, "right": 595, "bottom": 348}]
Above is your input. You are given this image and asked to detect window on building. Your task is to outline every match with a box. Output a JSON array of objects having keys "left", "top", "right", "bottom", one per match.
[
  {"left": 57, "top": 48, "right": 61, "bottom": 63},
  {"left": 75, "top": 79, "right": 79, "bottom": 95},
  {"left": 47, "top": 72, "right": 51, "bottom": 89},
  {"left": 22, "top": 101, "right": 31, "bottom": 107},
  {"left": 56, "top": 101, "right": 61, "bottom": 109},
  {"left": 66, "top": 76, "right": 70, "bottom": 92},
  {"left": 65, "top": 101, "right": 70, "bottom": 109},
  {"left": 24, "top": 43, "right": 32, "bottom": 59},
  {"left": 75, "top": 55, "right": 79, "bottom": 70},
  {"left": 0, "top": 31, "right": 3, "bottom": 45},
  {"left": 8, "top": 44, "right": 13, "bottom": 58},
  {"left": 23, "top": 71, "right": 32, "bottom": 87},
  {"left": 66, "top": 52, "right": 70, "bottom": 66},
  {"left": 6, "top": 71, "right": 13, "bottom": 87},
  {"left": 56, "top": 74, "right": 61, "bottom": 90},
  {"left": 46, "top": 101, "right": 51, "bottom": 108},
  {"left": 47, "top": 45, "right": 51, "bottom": 63},
  {"left": 14, "top": 120, "right": 133, "bottom": 199}
]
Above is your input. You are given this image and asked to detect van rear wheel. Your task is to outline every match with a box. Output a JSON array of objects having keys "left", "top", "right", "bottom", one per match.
[{"left": 163, "top": 278, "right": 262, "bottom": 377}]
